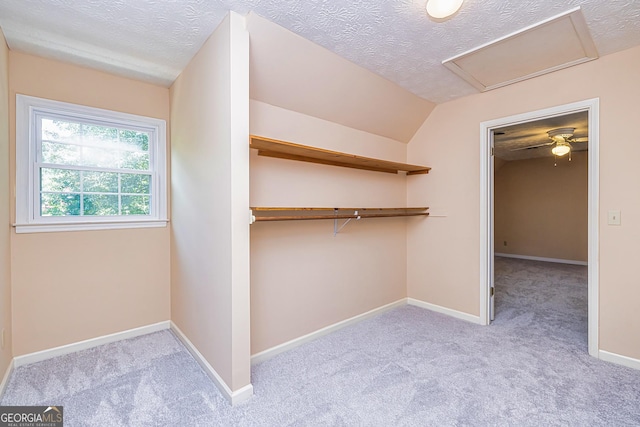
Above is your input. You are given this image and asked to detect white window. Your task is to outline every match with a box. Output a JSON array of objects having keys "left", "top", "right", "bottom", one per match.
[{"left": 15, "top": 95, "right": 167, "bottom": 233}]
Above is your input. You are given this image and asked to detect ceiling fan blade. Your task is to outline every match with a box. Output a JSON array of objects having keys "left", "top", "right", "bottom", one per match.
[
  {"left": 569, "top": 138, "right": 588, "bottom": 143},
  {"left": 510, "top": 142, "right": 553, "bottom": 151}
]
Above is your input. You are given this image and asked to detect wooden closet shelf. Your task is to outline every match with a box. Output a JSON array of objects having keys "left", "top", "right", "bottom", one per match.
[
  {"left": 250, "top": 135, "right": 431, "bottom": 175},
  {"left": 251, "top": 207, "right": 429, "bottom": 222}
]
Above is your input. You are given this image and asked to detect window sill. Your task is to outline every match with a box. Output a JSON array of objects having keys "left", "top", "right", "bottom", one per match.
[{"left": 13, "top": 219, "right": 169, "bottom": 234}]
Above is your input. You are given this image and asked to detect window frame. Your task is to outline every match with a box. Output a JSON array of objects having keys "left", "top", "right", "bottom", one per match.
[{"left": 15, "top": 94, "right": 168, "bottom": 233}]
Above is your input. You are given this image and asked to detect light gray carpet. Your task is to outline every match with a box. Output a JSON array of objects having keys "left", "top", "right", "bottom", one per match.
[{"left": 2, "top": 257, "right": 640, "bottom": 426}]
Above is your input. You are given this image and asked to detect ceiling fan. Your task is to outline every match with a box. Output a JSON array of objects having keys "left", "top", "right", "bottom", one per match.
[{"left": 510, "top": 127, "right": 588, "bottom": 156}]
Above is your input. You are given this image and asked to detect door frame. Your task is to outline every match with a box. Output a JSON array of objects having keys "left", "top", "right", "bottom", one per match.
[{"left": 479, "top": 98, "right": 599, "bottom": 357}]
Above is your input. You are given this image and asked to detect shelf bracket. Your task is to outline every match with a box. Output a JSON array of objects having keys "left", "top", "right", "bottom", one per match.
[{"left": 334, "top": 209, "right": 360, "bottom": 236}]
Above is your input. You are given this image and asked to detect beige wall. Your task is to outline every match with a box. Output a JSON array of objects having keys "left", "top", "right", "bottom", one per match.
[
  {"left": 250, "top": 100, "right": 411, "bottom": 354},
  {"left": 495, "top": 152, "right": 588, "bottom": 262},
  {"left": 0, "top": 30, "right": 12, "bottom": 381},
  {"left": 407, "top": 45, "right": 640, "bottom": 359},
  {"left": 170, "top": 12, "right": 251, "bottom": 392},
  {"left": 9, "top": 52, "right": 171, "bottom": 356}
]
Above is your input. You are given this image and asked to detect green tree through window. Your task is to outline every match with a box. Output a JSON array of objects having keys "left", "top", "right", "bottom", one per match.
[
  {"left": 39, "top": 118, "right": 153, "bottom": 217},
  {"left": 16, "top": 94, "right": 167, "bottom": 233}
]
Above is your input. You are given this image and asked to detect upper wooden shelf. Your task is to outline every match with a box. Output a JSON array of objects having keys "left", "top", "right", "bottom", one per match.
[{"left": 250, "top": 135, "right": 431, "bottom": 175}]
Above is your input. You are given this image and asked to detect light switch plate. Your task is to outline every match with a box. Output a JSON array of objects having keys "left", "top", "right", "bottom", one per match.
[{"left": 608, "top": 210, "right": 621, "bottom": 225}]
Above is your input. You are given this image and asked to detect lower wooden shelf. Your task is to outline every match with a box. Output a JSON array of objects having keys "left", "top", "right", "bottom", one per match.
[{"left": 251, "top": 207, "right": 429, "bottom": 222}]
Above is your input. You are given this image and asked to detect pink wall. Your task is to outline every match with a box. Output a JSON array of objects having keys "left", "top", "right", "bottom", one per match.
[
  {"left": 408, "top": 45, "right": 640, "bottom": 360},
  {"left": 170, "top": 13, "right": 251, "bottom": 393},
  {"left": 8, "top": 52, "right": 171, "bottom": 356},
  {"left": 249, "top": 100, "right": 416, "bottom": 354},
  {"left": 0, "top": 29, "right": 12, "bottom": 383},
  {"left": 247, "top": 13, "right": 435, "bottom": 143},
  {"left": 495, "top": 152, "right": 588, "bottom": 262}
]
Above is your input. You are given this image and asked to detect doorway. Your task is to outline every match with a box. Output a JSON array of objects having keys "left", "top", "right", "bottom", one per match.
[{"left": 479, "top": 99, "right": 599, "bottom": 357}]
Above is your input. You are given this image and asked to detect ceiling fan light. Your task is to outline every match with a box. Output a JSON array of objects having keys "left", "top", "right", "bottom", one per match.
[
  {"left": 426, "top": 0, "right": 464, "bottom": 19},
  {"left": 547, "top": 127, "right": 576, "bottom": 142},
  {"left": 551, "top": 143, "right": 571, "bottom": 156}
]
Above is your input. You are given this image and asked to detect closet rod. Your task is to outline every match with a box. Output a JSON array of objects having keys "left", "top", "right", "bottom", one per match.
[
  {"left": 251, "top": 207, "right": 429, "bottom": 212},
  {"left": 253, "top": 212, "right": 430, "bottom": 222}
]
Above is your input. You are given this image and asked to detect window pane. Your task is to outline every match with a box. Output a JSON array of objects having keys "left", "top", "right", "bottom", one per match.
[
  {"left": 121, "top": 173, "right": 150, "bottom": 194},
  {"left": 119, "top": 129, "right": 149, "bottom": 151},
  {"left": 120, "top": 151, "right": 149, "bottom": 170},
  {"left": 82, "top": 146, "right": 120, "bottom": 168},
  {"left": 83, "top": 194, "right": 118, "bottom": 216},
  {"left": 83, "top": 171, "right": 118, "bottom": 193},
  {"left": 122, "top": 195, "right": 150, "bottom": 215},
  {"left": 41, "top": 193, "right": 81, "bottom": 216},
  {"left": 22, "top": 95, "right": 165, "bottom": 227},
  {"left": 42, "top": 141, "right": 81, "bottom": 165},
  {"left": 41, "top": 168, "right": 80, "bottom": 192},
  {"left": 82, "top": 124, "right": 118, "bottom": 146},
  {"left": 41, "top": 118, "right": 81, "bottom": 143}
]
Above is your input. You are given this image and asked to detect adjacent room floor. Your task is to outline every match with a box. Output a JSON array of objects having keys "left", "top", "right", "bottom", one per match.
[{"left": 2, "top": 258, "right": 639, "bottom": 426}]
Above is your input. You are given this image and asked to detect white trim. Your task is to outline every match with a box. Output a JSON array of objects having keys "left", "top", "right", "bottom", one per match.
[
  {"left": 407, "top": 298, "right": 482, "bottom": 324},
  {"left": 170, "top": 322, "right": 253, "bottom": 405},
  {"left": 479, "top": 119, "right": 491, "bottom": 326},
  {"left": 479, "top": 98, "right": 600, "bottom": 357},
  {"left": 587, "top": 99, "right": 600, "bottom": 358},
  {"left": 599, "top": 350, "right": 640, "bottom": 371},
  {"left": 251, "top": 299, "right": 406, "bottom": 365},
  {"left": 15, "top": 94, "right": 168, "bottom": 233},
  {"left": 13, "top": 321, "right": 170, "bottom": 367},
  {"left": 14, "top": 219, "right": 168, "bottom": 233},
  {"left": 495, "top": 253, "right": 588, "bottom": 266},
  {"left": 0, "top": 359, "right": 14, "bottom": 398}
]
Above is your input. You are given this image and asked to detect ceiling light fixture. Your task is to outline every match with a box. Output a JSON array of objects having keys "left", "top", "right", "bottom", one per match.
[
  {"left": 548, "top": 127, "right": 574, "bottom": 157},
  {"left": 551, "top": 141, "right": 571, "bottom": 157},
  {"left": 547, "top": 128, "right": 575, "bottom": 165},
  {"left": 426, "top": 0, "right": 464, "bottom": 20}
]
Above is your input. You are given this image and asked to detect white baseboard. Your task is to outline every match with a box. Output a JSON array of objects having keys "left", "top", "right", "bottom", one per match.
[
  {"left": 495, "top": 253, "right": 588, "bottom": 266},
  {"left": 0, "top": 358, "right": 14, "bottom": 398},
  {"left": 251, "top": 298, "right": 406, "bottom": 365},
  {"left": 170, "top": 322, "right": 253, "bottom": 405},
  {"left": 599, "top": 350, "right": 640, "bottom": 371},
  {"left": 13, "top": 321, "right": 170, "bottom": 368},
  {"left": 407, "top": 298, "right": 481, "bottom": 324}
]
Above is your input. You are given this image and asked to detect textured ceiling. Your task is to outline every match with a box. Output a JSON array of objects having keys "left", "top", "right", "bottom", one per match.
[{"left": 1, "top": 1, "right": 639, "bottom": 104}]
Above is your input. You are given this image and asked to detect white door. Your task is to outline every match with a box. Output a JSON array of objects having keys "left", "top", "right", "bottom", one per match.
[{"left": 489, "top": 133, "right": 495, "bottom": 321}]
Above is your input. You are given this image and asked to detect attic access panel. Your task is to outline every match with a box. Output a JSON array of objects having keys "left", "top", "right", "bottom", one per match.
[{"left": 443, "top": 7, "right": 598, "bottom": 92}]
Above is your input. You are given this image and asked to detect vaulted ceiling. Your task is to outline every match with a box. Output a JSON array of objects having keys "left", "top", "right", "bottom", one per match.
[
  {"left": 0, "top": 1, "right": 639, "bottom": 144},
  {"left": 2, "top": 1, "right": 640, "bottom": 103}
]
